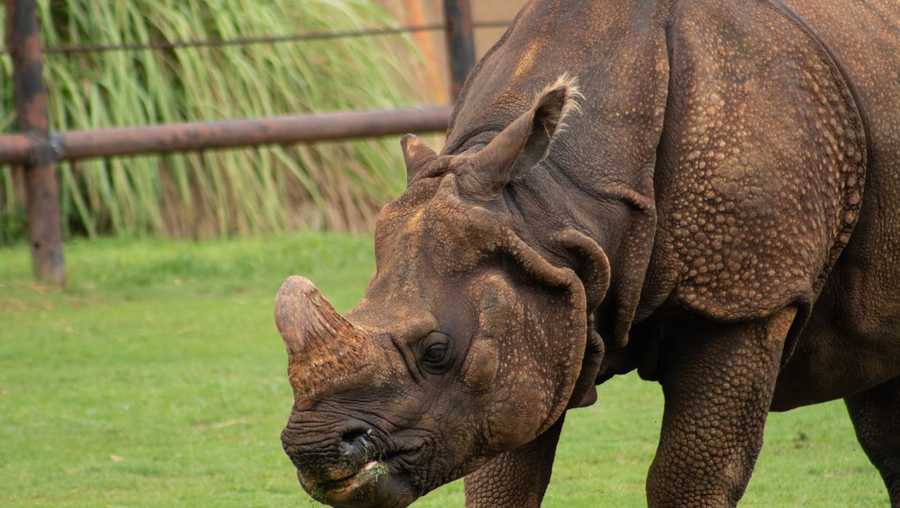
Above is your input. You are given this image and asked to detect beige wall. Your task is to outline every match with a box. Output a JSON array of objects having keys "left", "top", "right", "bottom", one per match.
[{"left": 378, "top": 1, "right": 528, "bottom": 103}]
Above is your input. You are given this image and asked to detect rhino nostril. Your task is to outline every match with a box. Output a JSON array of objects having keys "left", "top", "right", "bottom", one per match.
[
  {"left": 340, "top": 427, "right": 373, "bottom": 457},
  {"left": 341, "top": 427, "right": 369, "bottom": 442}
]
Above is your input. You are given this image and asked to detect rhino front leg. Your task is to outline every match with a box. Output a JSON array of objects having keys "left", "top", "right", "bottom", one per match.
[
  {"left": 463, "top": 415, "right": 565, "bottom": 508},
  {"left": 845, "top": 376, "right": 900, "bottom": 507},
  {"left": 647, "top": 308, "right": 797, "bottom": 507}
]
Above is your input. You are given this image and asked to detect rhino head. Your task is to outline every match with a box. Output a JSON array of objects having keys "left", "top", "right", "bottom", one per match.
[{"left": 276, "top": 79, "right": 610, "bottom": 507}]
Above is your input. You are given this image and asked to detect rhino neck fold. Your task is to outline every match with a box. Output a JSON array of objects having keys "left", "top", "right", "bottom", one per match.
[{"left": 503, "top": 154, "right": 659, "bottom": 353}]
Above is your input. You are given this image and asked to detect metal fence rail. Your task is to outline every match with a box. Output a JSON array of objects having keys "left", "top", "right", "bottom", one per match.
[
  {"left": 0, "top": 107, "right": 452, "bottom": 164},
  {"left": 1, "top": 0, "right": 490, "bottom": 285}
]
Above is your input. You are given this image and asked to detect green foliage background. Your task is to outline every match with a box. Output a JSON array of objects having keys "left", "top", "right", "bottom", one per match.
[{"left": 0, "top": 0, "right": 423, "bottom": 242}]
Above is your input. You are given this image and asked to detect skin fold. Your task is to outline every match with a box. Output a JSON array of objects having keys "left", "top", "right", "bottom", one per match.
[{"left": 275, "top": 1, "right": 900, "bottom": 506}]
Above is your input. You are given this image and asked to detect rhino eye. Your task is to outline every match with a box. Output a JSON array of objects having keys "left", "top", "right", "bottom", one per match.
[{"left": 420, "top": 332, "right": 452, "bottom": 374}]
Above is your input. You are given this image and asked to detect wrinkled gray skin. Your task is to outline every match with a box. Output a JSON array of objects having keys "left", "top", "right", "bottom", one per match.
[{"left": 276, "top": 1, "right": 900, "bottom": 506}]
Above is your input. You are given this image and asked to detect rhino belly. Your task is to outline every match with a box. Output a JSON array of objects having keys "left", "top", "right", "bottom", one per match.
[{"left": 771, "top": 268, "right": 900, "bottom": 411}]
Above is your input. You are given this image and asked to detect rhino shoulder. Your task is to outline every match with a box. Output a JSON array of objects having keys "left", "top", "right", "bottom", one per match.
[{"left": 643, "top": 0, "right": 867, "bottom": 324}]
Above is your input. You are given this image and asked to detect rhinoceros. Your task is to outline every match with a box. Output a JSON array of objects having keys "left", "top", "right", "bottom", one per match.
[{"left": 274, "top": 0, "right": 900, "bottom": 506}]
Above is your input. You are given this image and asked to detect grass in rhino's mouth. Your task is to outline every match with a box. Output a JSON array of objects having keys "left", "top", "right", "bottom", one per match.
[{"left": 314, "top": 461, "right": 388, "bottom": 497}]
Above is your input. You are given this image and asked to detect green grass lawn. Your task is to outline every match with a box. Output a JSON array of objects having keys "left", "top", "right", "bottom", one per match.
[{"left": 0, "top": 234, "right": 887, "bottom": 507}]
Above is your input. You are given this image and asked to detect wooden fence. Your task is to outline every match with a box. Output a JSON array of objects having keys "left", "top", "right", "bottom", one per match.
[{"left": 1, "top": 0, "right": 489, "bottom": 285}]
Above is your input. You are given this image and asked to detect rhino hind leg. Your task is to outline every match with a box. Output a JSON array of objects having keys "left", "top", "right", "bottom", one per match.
[
  {"left": 463, "top": 415, "right": 565, "bottom": 508},
  {"left": 646, "top": 308, "right": 797, "bottom": 507},
  {"left": 846, "top": 376, "right": 900, "bottom": 507}
]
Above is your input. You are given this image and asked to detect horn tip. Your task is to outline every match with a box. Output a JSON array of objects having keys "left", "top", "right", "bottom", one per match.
[
  {"left": 277, "top": 275, "right": 318, "bottom": 298},
  {"left": 275, "top": 275, "right": 322, "bottom": 337}
]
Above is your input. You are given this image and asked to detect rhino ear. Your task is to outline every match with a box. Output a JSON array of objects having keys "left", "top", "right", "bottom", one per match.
[
  {"left": 401, "top": 134, "right": 438, "bottom": 185},
  {"left": 458, "top": 75, "right": 581, "bottom": 197}
]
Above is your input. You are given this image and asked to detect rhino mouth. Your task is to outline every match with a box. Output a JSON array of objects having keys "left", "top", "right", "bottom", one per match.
[
  {"left": 297, "top": 446, "right": 421, "bottom": 508},
  {"left": 301, "top": 460, "right": 386, "bottom": 502}
]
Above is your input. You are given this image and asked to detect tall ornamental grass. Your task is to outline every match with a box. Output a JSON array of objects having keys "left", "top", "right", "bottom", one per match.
[{"left": 0, "top": 0, "right": 424, "bottom": 241}]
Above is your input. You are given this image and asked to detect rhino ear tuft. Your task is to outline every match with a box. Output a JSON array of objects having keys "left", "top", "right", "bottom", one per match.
[
  {"left": 401, "top": 134, "right": 438, "bottom": 185},
  {"left": 522, "top": 73, "right": 583, "bottom": 168},
  {"left": 457, "top": 74, "right": 582, "bottom": 197}
]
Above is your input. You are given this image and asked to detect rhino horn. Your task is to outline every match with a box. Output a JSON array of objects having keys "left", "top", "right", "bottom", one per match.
[
  {"left": 458, "top": 74, "right": 581, "bottom": 198},
  {"left": 275, "top": 276, "right": 355, "bottom": 356},
  {"left": 275, "top": 276, "right": 379, "bottom": 402}
]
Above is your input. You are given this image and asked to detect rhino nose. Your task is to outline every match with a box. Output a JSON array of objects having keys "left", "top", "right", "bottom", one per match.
[{"left": 282, "top": 417, "right": 375, "bottom": 483}]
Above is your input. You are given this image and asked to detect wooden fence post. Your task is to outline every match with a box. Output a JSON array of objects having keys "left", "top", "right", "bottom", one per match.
[
  {"left": 442, "top": 0, "right": 475, "bottom": 101},
  {"left": 5, "top": 0, "right": 64, "bottom": 285}
]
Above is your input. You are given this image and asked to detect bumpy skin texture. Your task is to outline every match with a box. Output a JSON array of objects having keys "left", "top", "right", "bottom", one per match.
[
  {"left": 276, "top": 1, "right": 900, "bottom": 506},
  {"left": 647, "top": 308, "right": 795, "bottom": 506},
  {"left": 463, "top": 416, "right": 565, "bottom": 508},
  {"left": 646, "top": 0, "right": 866, "bottom": 323},
  {"left": 771, "top": 0, "right": 900, "bottom": 408}
]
